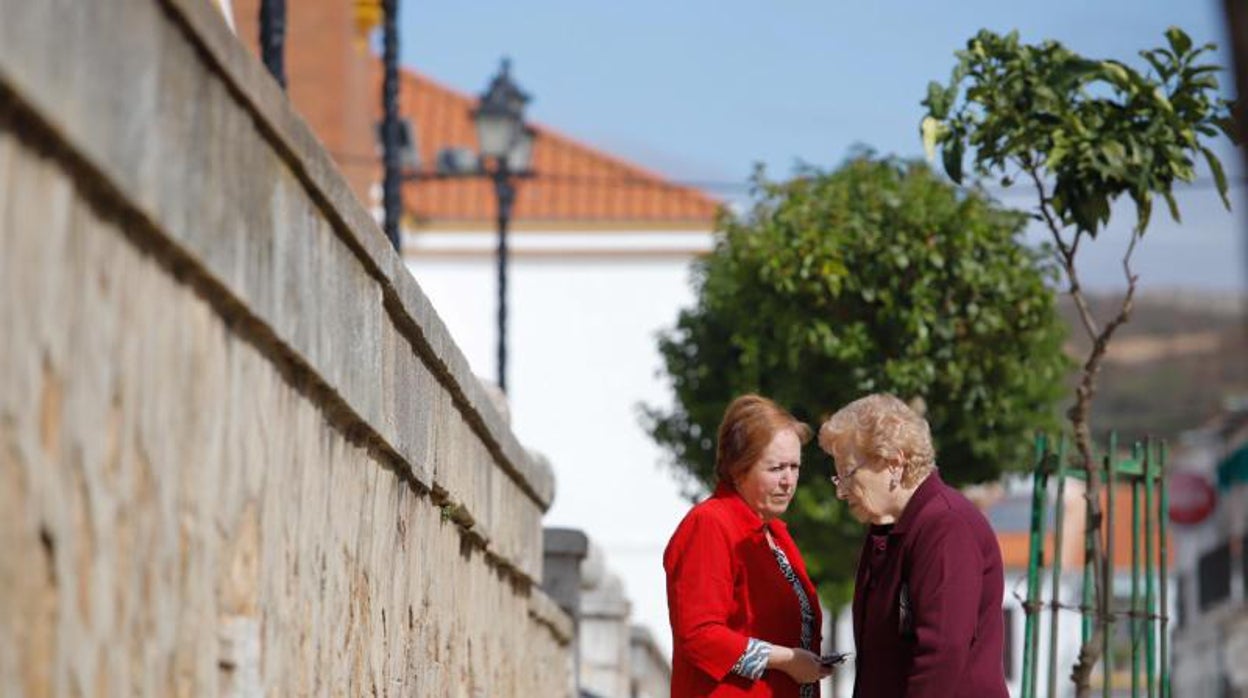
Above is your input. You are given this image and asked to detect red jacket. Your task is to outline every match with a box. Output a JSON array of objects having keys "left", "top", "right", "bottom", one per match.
[
  {"left": 851, "top": 473, "right": 1008, "bottom": 698},
  {"left": 665, "top": 483, "right": 823, "bottom": 697}
]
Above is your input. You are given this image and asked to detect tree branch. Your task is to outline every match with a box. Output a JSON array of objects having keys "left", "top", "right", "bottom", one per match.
[
  {"left": 1065, "top": 229, "right": 1143, "bottom": 698},
  {"left": 1024, "top": 164, "right": 1100, "bottom": 341}
]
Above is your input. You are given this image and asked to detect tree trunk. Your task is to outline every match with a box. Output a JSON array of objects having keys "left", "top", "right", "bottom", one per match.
[{"left": 1066, "top": 287, "right": 1136, "bottom": 698}]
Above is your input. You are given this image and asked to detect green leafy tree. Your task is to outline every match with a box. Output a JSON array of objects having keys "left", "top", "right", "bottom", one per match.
[
  {"left": 921, "top": 28, "right": 1236, "bottom": 695},
  {"left": 643, "top": 156, "right": 1069, "bottom": 609}
]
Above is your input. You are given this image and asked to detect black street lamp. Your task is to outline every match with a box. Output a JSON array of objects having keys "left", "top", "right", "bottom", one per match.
[
  {"left": 258, "top": 0, "right": 287, "bottom": 89},
  {"left": 380, "top": 0, "right": 402, "bottom": 252},
  {"left": 470, "top": 59, "right": 535, "bottom": 395},
  {"left": 401, "top": 59, "right": 535, "bottom": 394},
  {"left": 259, "top": 5, "right": 526, "bottom": 392}
]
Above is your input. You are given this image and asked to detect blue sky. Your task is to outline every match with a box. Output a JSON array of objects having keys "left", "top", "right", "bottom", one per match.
[{"left": 400, "top": 0, "right": 1245, "bottom": 290}]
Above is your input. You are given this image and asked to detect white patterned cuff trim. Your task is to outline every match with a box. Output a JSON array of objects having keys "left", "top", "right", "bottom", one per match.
[{"left": 730, "top": 638, "right": 771, "bottom": 680}]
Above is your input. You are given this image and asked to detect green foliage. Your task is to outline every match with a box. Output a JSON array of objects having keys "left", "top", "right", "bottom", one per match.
[
  {"left": 643, "top": 157, "right": 1070, "bottom": 608},
  {"left": 922, "top": 27, "right": 1236, "bottom": 237}
]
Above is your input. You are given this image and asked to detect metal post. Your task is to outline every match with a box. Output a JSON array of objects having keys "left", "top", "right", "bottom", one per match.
[
  {"left": 1023, "top": 433, "right": 1050, "bottom": 698},
  {"left": 259, "top": 0, "right": 286, "bottom": 89},
  {"left": 1131, "top": 443, "right": 1142, "bottom": 698},
  {"left": 493, "top": 165, "right": 515, "bottom": 393},
  {"left": 1103, "top": 433, "right": 1118, "bottom": 698},
  {"left": 1157, "top": 440, "right": 1171, "bottom": 698},
  {"left": 1082, "top": 454, "right": 1096, "bottom": 646},
  {"left": 1047, "top": 435, "right": 1069, "bottom": 698},
  {"left": 1144, "top": 443, "right": 1157, "bottom": 698},
  {"left": 380, "top": 0, "right": 402, "bottom": 251}
]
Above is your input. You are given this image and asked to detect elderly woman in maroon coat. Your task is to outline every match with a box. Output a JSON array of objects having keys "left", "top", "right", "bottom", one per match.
[{"left": 819, "top": 394, "right": 1008, "bottom": 698}]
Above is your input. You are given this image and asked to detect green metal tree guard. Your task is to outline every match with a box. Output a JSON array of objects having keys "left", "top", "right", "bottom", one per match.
[{"left": 1019, "top": 433, "right": 1171, "bottom": 698}]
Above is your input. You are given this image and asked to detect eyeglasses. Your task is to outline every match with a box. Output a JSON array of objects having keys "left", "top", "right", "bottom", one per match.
[{"left": 830, "top": 463, "right": 865, "bottom": 490}]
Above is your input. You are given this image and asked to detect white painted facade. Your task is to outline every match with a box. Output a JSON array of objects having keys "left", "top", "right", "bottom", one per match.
[{"left": 1171, "top": 424, "right": 1248, "bottom": 698}]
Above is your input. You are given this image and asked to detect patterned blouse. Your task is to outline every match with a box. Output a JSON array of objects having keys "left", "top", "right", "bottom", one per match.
[{"left": 730, "top": 544, "right": 817, "bottom": 697}]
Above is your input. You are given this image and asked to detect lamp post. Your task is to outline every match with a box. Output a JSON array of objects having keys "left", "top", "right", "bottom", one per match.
[
  {"left": 258, "top": 0, "right": 286, "bottom": 89},
  {"left": 402, "top": 59, "right": 534, "bottom": 393},
  {"left": 470, "top": 59, "right": 535, "bottom": 394},
  {"left": 380, "top": 0, "right": 401, "bottom": 251}
]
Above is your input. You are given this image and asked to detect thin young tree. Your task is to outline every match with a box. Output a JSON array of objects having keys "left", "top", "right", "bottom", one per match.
[{"left": 922, "top": 27, "right": 1237, "bottom": 696}]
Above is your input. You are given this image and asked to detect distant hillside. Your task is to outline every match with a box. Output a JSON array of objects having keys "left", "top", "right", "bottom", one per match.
[{"left": 1056, "top": 290, "right": 1248, "bottom": 440}]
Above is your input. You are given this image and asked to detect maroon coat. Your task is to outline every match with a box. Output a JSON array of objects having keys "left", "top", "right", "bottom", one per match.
[
  {"left": 851, "top": 473, "right": 1007, "bottom": 698},
  {"left": 665, "top": 482, "right": 823, "bottom": 697}
]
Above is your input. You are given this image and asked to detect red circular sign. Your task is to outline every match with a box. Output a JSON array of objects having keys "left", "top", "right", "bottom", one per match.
[{"left": 1168, "top": 472, "right": 1217, "bottom": 525}]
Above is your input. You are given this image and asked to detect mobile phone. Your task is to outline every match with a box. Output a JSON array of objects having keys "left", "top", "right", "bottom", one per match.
[{"left": 820, "top": 652, "right": 851, "bottom": 667}]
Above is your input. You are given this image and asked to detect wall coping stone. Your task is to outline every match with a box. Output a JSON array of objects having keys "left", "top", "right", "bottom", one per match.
[
  {"left": 545, "top": 527, "right": 591, "bottom": 557},
  {"left": 530, "top": 587, "right": 576, "bottom": 645}
]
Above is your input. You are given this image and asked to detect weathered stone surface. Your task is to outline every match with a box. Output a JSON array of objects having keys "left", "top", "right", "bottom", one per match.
[
  {"left": 0, "top": 124, "right": 570, "bottom": 696},
  {"left": 544, "top": 528, "right": 590, "bottom": 618},
  {"left": 630, "top": 625, "right": 673, "bottom": 698},
  {"left": 0, "top": 0, "right": 572, "bottom": 692},
  {"left": 581, "top": 564, "right": 634, "bottom": 698},
  {"left": 0, "top": 0, "right": 554, "bottom": 514}
]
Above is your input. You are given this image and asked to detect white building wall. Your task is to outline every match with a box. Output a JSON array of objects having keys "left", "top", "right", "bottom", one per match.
[
  {"left": 1170, "top": 424, "right": 1248, "bottom": 698},
  {"left": 1000, "top": 574, "right": 1091, "bottom": 698},
  {"left": 1173, "top": 477, "right": 1248, "bottom": 697}
]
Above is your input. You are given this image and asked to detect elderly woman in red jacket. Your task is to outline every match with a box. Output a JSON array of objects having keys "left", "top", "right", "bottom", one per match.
[
  {"left": 664, "top": 394, "right": 830, "bottom": 697},
  {"left": 819, "top": 394, "right": 1008, "bottom": 698}
]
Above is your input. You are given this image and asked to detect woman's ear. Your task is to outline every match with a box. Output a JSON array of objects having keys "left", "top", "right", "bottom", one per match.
[{"left": 888, "top": 450, "right": 906, "bottom": 489}]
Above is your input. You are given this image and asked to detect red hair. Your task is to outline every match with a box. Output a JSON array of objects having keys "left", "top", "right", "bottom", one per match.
[{"left": 716, "top": 395, "right": 812, "bottom": 483}]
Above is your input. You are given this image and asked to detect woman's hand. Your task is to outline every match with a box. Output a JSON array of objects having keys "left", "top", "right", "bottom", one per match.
[{"left": 768, "top": 646, "right": 827, "bottom": 684}]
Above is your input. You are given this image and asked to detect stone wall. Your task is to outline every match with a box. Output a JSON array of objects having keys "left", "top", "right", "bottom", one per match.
[
  {"left": 630, "top": 626, "right": 673, "bottom": 698},
  {"left": 0, "top": 0, "right": 571, "bottom": 695}
]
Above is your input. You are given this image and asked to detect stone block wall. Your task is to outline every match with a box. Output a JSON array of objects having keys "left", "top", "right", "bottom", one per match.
[{"left": 0, "top": 0, "right": 571, "bottom": 695}]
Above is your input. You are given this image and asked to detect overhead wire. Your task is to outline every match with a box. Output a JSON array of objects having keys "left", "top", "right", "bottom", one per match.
[{"left": 329, "top": 150, "right": 1247, "bottom": 197}]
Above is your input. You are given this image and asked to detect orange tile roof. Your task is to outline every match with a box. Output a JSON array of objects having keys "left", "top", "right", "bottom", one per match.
[
  {"left": 230, "top": 1, "right": 720, "bottom": 229},
  {"left": 386, "top": 70, "right": 722, "bottom": 230},
  {"left": 999, "top": 531, "right": 1053, "bottom": 570},
  {"left": 994, "top": 484, "right": 1174, "bottom": 573}
]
